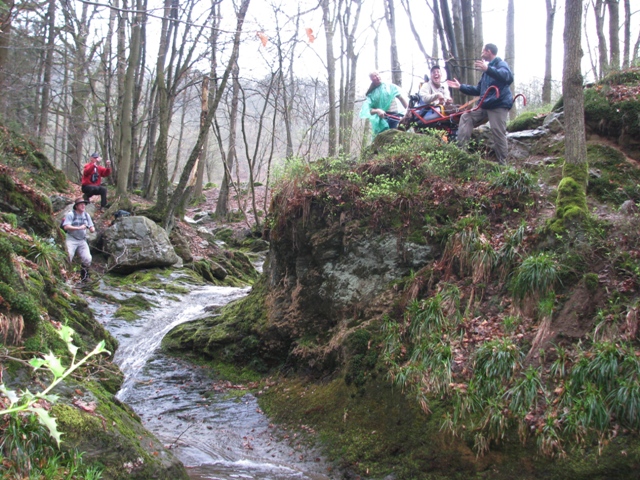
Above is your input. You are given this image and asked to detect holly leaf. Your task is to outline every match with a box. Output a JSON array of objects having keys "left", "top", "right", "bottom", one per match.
[
  {"left": 0, "top": 384, "right": 19, "bottom": 405},
  {"left": 31, "top": 407, "right": 62, "bottom": 446},
  {"left": 42, "top": 352, "right": 66, "bottom": 378}
]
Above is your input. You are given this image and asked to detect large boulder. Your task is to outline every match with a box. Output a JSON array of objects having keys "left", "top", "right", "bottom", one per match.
[{"left": 103, "top": 216, "right": 180, "bottom": 273}]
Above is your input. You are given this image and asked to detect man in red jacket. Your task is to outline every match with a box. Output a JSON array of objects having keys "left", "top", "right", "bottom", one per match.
[{"left": 81, "top": 152, "right": 112, "bottom": 209}]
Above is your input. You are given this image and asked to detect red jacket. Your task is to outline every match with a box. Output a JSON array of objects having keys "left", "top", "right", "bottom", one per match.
[{"left": 82, "top": 161, "right": 112, "bottom": 186}]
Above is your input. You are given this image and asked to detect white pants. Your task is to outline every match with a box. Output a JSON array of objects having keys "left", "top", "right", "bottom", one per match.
[
  {"left": 457, "top": 107, "right": 509, "bottom": 164},
  {"left": 66, "top": 237, "right": 92, "bottom": 267}
]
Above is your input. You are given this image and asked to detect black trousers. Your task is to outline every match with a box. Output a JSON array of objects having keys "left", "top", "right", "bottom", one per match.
[{"left": 81, "top": 185, "right": 108, "bottom": 207}]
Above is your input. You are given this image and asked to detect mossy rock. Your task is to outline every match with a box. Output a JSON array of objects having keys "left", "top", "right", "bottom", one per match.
[
  {"left": 53, "top": 383, "right": 188, "bottom": 479},
  {"left": 586, "top": 143, "right": 640, "bottom": 204},
  {"left": 507, "top": 111, "right": 546, "bottom": 132}
]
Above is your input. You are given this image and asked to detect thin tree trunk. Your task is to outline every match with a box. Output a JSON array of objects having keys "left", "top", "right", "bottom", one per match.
[
  {"left": 384, "top": 0, "right": 402, "bottom": 86},
  {"left": 593, "top": 0, "right": 609, "bottom": 78},
  {"left": 451, "top": 0, "right": 465, "bottom": 83},
  {"left": 506, "top": 0, "right": 516, "bottom": 120},
  {"left": 606, "top": 0, "right": 620, "bottom": 71},
  {"left": 459, "top": 0, "right": 474, "bottom": 85},
  {"left": 320, "top": 0, "right": 337, "bottom": 156},
  {"left": 116, "top": 0, "right": 144, "bottom": 197},
  {"left": 542, "top": 0, "right": 557, "bottom": 104},
  {"left": 622, "top": 0, "right": 630, "bottom": 67},
  {"left": 472, "top": 0, "right": 483, "bottom": 84},
  {"left": 339, "top": 0, "right": 362, "bottom": 155},
  {"left": 38, "top": 0, "right": 56, "bottom": 137},
  {"left": 193, "top": 77, "right": 210, "bottom": 200}
]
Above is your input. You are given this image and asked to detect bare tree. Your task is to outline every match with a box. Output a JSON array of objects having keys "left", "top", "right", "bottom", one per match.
[
  {"left": 542, "top": 0, "right": 557, "bottom": 104},
  {"left": 338, "top": 0, "right": 363, "bottom": 155},
  {"left": 162, "top": 0, "right": 251, "bottom": 230}
]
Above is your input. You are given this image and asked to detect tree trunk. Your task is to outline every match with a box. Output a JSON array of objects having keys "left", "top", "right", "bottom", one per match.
[
  {"left": 472, "top": 0, "right": 483, "bottom": 84},
  {"left": 505, "top": 0, "right": 516, "bottom": 120},
  {"left": 606, "top": 0, "right": 620, "bottom": 71},
  {"left": 384, "top": 0, "right": 402, "bottom": 86},
  {"left": 439, "top": 0, "right": 461, "bottom": 81},
  {"left": 63, "top": 1, "right": 91, "bottom": 180},
  {"left": 622, "top": 0, "right": 630, "bottom": 67},
  {"left": 338, "top": 0, "right": 362, "bottom": 155},
  {"left": 0, "top": 1, "right": 15, "bottom": 109},
  {"left": 593, "top": 0, "right": 609, "bottom": 78},
  {"left": 38, "top": 0, "right": 56, "bottom": 137},
  {"left": 451, "top": 0, "right": 466, "bottom": 83},
  {"left": 555, "top": 0, "right": 588, "bottom": 228},
  {"left": 542, "top": 0, "right": 557, "bottom": 104},
  {"left": 193, "top": 77, "right": 210, "bottom": 201},
  {"left": 116, "top": 0, "right": 144, "bottom": 198},
  {"left": 320, "top": 0, "right": 337, "bottom": 156},
  {"left": 460, "top": 0, "right": 474, "bottom": 86},
  {"left": 215, "top": 62, "right": 240, "bottom": 219}
]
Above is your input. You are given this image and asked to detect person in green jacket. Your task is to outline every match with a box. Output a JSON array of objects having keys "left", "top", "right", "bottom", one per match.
[{"left": 360, "top": 70, "right": 408, "bottom": 139}]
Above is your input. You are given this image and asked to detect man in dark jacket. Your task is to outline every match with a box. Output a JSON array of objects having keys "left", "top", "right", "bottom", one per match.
[{"left": 447, "top": 43, "right": 513, "bottom": 164}]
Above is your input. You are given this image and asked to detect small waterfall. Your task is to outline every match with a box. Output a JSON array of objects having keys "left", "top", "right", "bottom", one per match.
[{"left": 88, "top": 274, "right": 330, "bottom": 479}]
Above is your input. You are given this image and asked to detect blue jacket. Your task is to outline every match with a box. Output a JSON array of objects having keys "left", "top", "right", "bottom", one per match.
[{"left": 459, "top": 57, "right": 514, "bottom": 110}]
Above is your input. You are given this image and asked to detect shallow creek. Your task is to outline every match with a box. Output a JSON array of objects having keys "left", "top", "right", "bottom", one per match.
[{"left": 87, "top": 272, "right": 331, "bottom": 479}]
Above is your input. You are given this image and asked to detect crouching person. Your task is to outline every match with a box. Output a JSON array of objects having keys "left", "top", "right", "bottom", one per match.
[{"left": 62, "top": 197, "right": 95, "bottom": 284}]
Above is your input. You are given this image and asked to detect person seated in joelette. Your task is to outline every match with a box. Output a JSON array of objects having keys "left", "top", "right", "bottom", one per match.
[{"left": 410, "top": 64, "right": 453, "bottom": 125}]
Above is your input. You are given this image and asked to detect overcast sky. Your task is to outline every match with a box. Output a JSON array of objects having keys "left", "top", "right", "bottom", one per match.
[{"left": 239, "top": 0, "right": 638, "bottom": 98}]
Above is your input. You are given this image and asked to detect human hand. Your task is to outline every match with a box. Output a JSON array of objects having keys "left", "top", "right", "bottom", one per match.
[
  {"left": 447, "top": 78, "right": 461, "bottom": 89},
  {"left": 474, "top": 60, "right": 488, "bottom": 72}
]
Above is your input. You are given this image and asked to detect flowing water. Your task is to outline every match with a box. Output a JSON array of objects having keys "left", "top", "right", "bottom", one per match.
[{"left": 88, "top": 272, "right": 332, "bottom": 479}]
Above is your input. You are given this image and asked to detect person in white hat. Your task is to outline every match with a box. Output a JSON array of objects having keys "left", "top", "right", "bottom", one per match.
[{"left": 62, "top": 197, "right": 95, "bottom": 283}]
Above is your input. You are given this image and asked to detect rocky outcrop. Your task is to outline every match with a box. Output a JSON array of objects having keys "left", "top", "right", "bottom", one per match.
[{"left": 103, "top": 215, "right": 180, "bottom": 273}]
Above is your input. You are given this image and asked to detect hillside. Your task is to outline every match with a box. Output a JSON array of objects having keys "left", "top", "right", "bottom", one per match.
[{"left": 164, "top": 70, "right": 640, "bottom": 479}]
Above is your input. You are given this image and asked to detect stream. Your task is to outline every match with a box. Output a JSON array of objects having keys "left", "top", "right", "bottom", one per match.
[{"left": 87, "top": 271, "right": 332, "bottom": 480}]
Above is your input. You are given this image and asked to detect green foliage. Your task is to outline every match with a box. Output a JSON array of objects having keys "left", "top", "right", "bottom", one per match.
[
  {"left": 473, "top": 338, "right": 521, "bottom": 396},
  {"left": 584, "top": 84, "right": 640, "bottom": 140},
  {"left": 0, "top": 212, "right": 18, "bottom": 227},
  {"left": 511, "top": 252, "right": 559, "bottom": 303},
  {"left": 27, "top": 235, "right": 66, "bottom": 273},
  {"left": 502, "top": 315, "right": 521, "bottom": 334},
  {"left": 0, "top": 325, "right": 110, "bottom": 446},
  {"left": 586, "top": 144, "right": 640, "bottom": 205},
  {"left": 489, "top": 166, "right": 534, "bottom": 199}
]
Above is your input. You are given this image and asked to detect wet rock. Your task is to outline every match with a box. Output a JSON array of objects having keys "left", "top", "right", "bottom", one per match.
[{"left": 103, "top": 216, "right": 180, "bottom": 273}]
